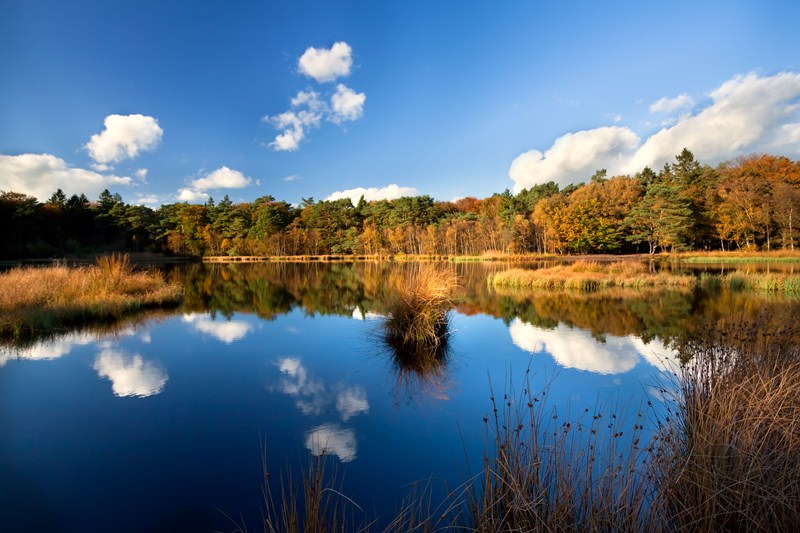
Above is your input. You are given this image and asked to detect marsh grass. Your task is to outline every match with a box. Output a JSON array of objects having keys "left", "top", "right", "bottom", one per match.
[
  {"left": 700, "top": 271, "right": 800, "bottom": 293},
  {"left": 383, "top": 265, "right": 456, "bottom": 360},
  {"left": 490, "top": 261, "right": 695, "bottom": 291},
  {"left": 229, "top": 449, "right": 461, "bottom": 533},
  {"left": 0, "top": 253, "right": 182, "bottom": 340},
  {"left": 463, "top": 372, "right": 661, "bottom": 532},
  {"left": 654, "top": 315, "right": 800, "bottom": 532},
  {"left": 380, "top": 265, "right": 458, "bottom": 400}
]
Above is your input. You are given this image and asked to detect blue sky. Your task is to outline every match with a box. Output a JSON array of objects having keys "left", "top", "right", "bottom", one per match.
[{"left": 2, "top": 0, "right": 800, "bottom": 206}]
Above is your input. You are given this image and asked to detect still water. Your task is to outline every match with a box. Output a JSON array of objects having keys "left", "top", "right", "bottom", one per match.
[{"left": 1, "top": 261, "right": 796, "bottom": 532}]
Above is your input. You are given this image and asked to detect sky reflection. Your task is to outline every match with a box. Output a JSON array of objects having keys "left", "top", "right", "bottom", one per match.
[
  {"left": 274, "top": 356, "right": 369, "bottom": 462},
  {"left": 182, "top": 312, "right": 253, "bottom": 343},
  {"left": 508, "top": 318, "right": 677, "bottom": 375},
  {"left": 93, "top": 347, "right": 169, "bottom": 398}
]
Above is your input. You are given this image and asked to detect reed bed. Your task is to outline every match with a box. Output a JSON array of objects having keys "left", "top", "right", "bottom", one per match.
[
  {"left": 490, "top": 261, "right": 696, "bottom": 291},
  {"left": 654, "top": 316, "right": 800, "bottom": 532},
  {"left": 701, "top": 271, "right": 800, "bottom": 293},
  {"left": 0, "top": 253, "right": 182, "bottom": 340},
  {"left": 464, "top": 373, "right": 660, "bottom": 532}
]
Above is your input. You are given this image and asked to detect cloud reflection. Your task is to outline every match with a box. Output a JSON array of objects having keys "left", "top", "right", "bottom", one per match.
[
  {"left": 0, "top": 332, "right": 96, "bottom": 366},
  {"left": 93, "top": 347, "right": 168, "bottom": 397},
  {"left": 275, "top": 357, "right": 370, "bottom": 420},
  {"left": 508, "top": 319, "right": 677, "bottom": 375},
  {"left": 305, "top": 424, "right": 357, "bottom": 462},
  {"left": 183, "top": 313, "right": 252, "bottom": 343},
  {"left": 336, "top": 387, "right": 369, "bottom": 421}
]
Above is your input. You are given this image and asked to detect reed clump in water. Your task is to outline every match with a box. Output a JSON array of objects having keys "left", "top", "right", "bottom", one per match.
[
  {"left": 383, "top": 266, "right": 456, "bottom": 364},
  {"left": 490, "top": 261, "right": 695, "bottom": 291},
  {"left": 0, "top": 253, "right": 182, "bottom": 340}
]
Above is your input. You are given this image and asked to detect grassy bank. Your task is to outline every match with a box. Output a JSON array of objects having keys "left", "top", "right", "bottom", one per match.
[
  {"left": 676, "top": 251, "right": 800, "bottom": 263},
  {"left": 489, "top": 261, "right": 696, "bottom": 291},
  {"left": 0, "top": 254, "right": 182, "bottom": 340}
]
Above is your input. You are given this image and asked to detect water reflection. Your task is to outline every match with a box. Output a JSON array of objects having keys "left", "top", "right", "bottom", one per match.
[
  {"left": 273, "top": 356, "right": 369, "bottom": 462},
  {"left": 509, "top": 319, "right": 677, "bottom": 374},
  {"left": 93, "top": 347, "right": 168, "bottom": 398},
  {"left": 183, "top": 312, "right": 253, "bottom": 343},
  {"left": 0, "top": 331, "right": 96, "bottom": 366},
  {"left": 305, "top": 424, "right": 357, "bottom": 462}
]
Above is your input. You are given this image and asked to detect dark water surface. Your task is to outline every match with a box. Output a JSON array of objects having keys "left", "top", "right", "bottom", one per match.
[{"left": 1, "top": 261, "right": 797, "bottom": 532}]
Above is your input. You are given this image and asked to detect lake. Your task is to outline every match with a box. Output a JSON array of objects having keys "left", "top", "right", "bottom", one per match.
[{"left": 1, "top": 261, "right": 797, "bottom": 532}]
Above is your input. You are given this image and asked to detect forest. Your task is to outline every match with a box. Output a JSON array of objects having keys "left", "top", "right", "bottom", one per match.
[{"left": 2, "top": 149, "right": 799, "bottom": 259}]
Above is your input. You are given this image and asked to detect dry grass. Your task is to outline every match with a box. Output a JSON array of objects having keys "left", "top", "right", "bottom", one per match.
[
  {"left": 701, "top": 271, "right": 800, "bottom": 293},
  {"left": 490, "top": 261, "right": 696, "bottom": 291},
  {"left": 383, "top": 265, "right": 457, "bottom": 358},
  {"left": 0, "top": 253, "right": 182, "bottom": 340},
  {"left": 463, "top": 372, "right": 660, "bottom": 532},
  {"left": 653, "top": 317, "right": 800, "bottom": 532}
]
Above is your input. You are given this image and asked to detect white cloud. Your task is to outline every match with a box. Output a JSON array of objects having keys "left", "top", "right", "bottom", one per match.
[
  {"left": 93, "top": 348, "right": 168, "bottom": 398},
  {"left": 91, "top": 163, "right": 112, "bottom": 172},
  {"left": 305, "top": 424, "right": 357, "bottom": 462},
  {"left": 175, "top": 188, "right": 210, "bottom": 203},
  {"left": 190, "top": 166, "right": 252, "bottom": 191},
  {"left": 649, "top": 93, "right": 695, "bottom": 114},
  {"left": 509, "top": 72, "right": 800, "bottom": 191},
  {"left": 325, "top": 184, "right": 419, "bottom": 205},
  {"left": 330, "top": 84, "right": 365, "bottom": 123},
  {"left": 509, "top": 127, "right": 640, "bottom": 191},
  {"left": 0, "top": 153, "right": 132, "bottom": 201},
  {"left": 134, "top": 168, "right": 148, "bottom": 180},
  {"left": 86, "top": 114, "right": 163, "bottom": 164},
  {"left": 133, "top": 194, "right": 163, "bottom": 207},
  {"left": 182, "top": 313, "right": 252, "bottom": 343},
  {"left": 298, "top": 41, "right": 353, "bottom": 83},
  {"left": 336, "top": 387, "right": 369, "bottom": 421},
  {"left": 264, "top": 94, "right": 325, "bottom": 152},
  {"left": 284, "top": 174, "right": 301, "bottom": 182}
]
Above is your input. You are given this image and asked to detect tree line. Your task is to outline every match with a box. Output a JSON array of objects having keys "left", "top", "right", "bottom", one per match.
[{"left": 2, "top": 149, "right": 799, "bottom": 259}]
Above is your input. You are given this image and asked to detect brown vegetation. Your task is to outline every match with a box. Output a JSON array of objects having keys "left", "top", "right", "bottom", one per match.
[
  {"left": 0, "top": 253, "right": 182, "bottom": 340},
  {"left": 490, "top": 261, "right": 696, "bottom": 291}
]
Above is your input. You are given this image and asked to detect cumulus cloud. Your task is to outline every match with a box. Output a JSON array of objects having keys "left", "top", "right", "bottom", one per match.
[
  {"left": 264, "top": 91, "right": 326, "bottom": 151},
  {"left": 86, "top": 114, "right": 163, "bottom": 164},
  {"left": 508, "top": 319, "right": 677, "bottom": 375},
  {"left": 298, "top": 41, "right": 353, "bottom": 83},
  {"left": 190, "top": 166, "right": 252, "bottom": 190},
  {"left": 509, "top": 72, "right": 800, "bottom": 191},
  {"left": 134, "top": 168, "right": 148, "bottom": 180},
  {"left": 265, "top": 45, "right": 366, "bottom": 151},
  {"left": 305, "top": 424, "right": 357, "bottom": 462},
  {"left": 0, "top": 153, "right": 132, "bottom": 201},
  {"left": 182, "top": 313, "right": 252, "bottom": 343},
  {"left": 93, "top": 348, "right": 168, "bottom": 398},
  {"left": 649, "top": 93, "right": 695, "bottom": 114},
  {"left": 325, "top": 184, "right": 419, "bottom": 205},
  {"left": 509, "top": 127, "right": 640, "bottom": 191},
  {"left": 175, "top": 188, "right": 210, "bottom": 203},
  {"left": 330, "top": 84, "right": 366, "bottom": 123}
]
